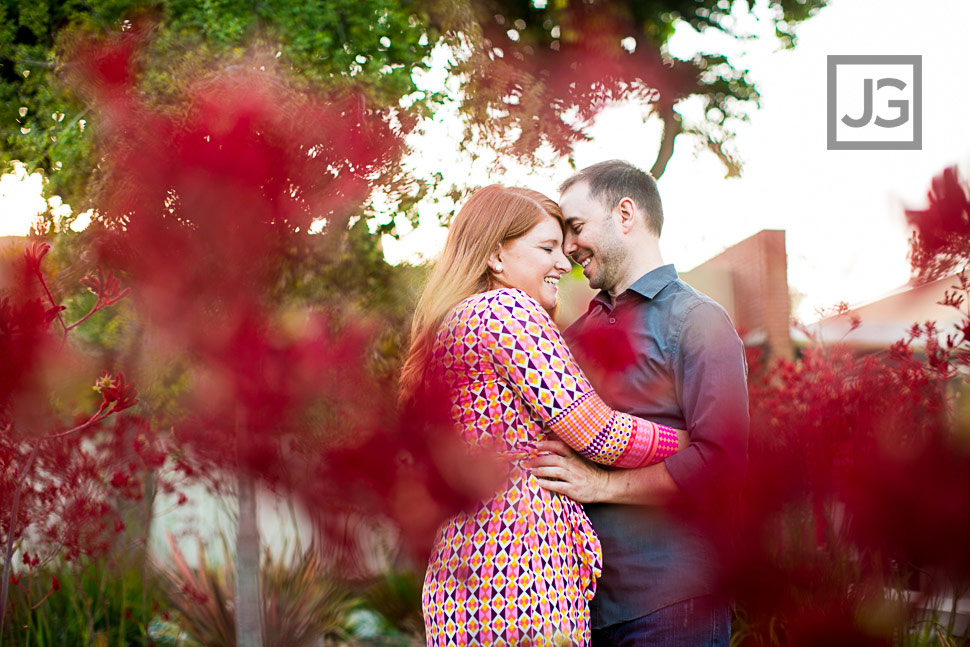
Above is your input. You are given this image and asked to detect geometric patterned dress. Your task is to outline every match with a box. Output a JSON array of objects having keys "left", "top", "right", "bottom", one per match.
[{"left": 422, "top": 289, "right": 680, "bottom": 646}]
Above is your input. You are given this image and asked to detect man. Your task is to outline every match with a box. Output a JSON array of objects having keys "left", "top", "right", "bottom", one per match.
[{"left": 527, "top": 160, "right": 749, "bottom": 646}]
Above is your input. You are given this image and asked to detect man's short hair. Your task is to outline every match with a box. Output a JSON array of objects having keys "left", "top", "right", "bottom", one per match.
[{"left": 560, "top": 160, "right": 664, "bottom": 236}]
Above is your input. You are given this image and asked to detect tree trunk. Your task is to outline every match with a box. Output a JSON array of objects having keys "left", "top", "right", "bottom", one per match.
[
  {"left": 235, "top": 472, "right": 263, "bottom": 647},
  {"left": 235, "top": 403, "right": 263, "bottom": 647},
  {"left": 649, "top": 102, "right": 682, "bottom": 181}
]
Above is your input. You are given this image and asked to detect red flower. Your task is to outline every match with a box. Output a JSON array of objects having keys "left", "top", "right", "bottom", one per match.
[
  {"left": 906, "top": 165, "right": 970, "bottom": 281},
  {"left": 110, "top": 470, "right": 130, "bottom": 488},
  {"left": 80, "top": 266, "right": 130, "bottom": 307},
  {"left": 94, "top": 371, "right": 138, "bottom": 412},
  {"left": 23, "top": 242, "right": 51, "bottom": 276}
]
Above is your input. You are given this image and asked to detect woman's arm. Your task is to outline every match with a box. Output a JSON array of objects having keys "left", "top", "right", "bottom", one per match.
[{"left": 480, "top": 289, "right": 685, "bottom": 469}]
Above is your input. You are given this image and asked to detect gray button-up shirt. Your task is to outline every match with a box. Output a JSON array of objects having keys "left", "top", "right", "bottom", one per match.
[{"left": 563, "top": 264, "right": 750, "bottom": 627}]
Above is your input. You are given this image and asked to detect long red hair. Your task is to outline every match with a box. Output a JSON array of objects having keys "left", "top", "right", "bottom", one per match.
[{"left": 399, "top": 185, "right": 564, "bottom": 404}]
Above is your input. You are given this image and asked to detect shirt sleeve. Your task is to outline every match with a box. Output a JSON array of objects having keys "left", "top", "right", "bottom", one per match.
[
  {"left": 479, "top": 289, "right": 679, "bottom": 468},
  {"left": 664, "top": 300, "right": 750, "bottom": 505}
]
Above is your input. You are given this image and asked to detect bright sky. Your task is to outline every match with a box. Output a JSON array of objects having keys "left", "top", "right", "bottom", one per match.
[{"left": 3, "top": 0, "right": 968, "bottom": 322}]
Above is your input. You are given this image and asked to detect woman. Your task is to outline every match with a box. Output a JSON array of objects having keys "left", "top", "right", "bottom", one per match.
[{"left": 400, "top": 185, "right": 686, "bottom": 647}]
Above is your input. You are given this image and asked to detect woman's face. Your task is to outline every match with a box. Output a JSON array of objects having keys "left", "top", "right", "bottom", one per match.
[{"left": 492, "top": 214, "right": 571, "bottom": 310}]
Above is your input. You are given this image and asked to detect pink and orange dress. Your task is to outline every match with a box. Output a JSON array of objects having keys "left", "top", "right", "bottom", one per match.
[{"left": 422, "top": 289, "right": 680, "bottom": 646}]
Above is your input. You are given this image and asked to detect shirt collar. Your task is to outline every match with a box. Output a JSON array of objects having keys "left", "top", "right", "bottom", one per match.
[
  {"left": 627, "top": 264, "right": 679, "bottom": 299},
  {"left": 589, "top": 263, "right": 679, "bottom": 311}
]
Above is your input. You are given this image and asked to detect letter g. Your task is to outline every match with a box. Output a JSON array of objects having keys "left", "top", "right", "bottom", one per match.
[{"left": 874, "top": 77, "right": 909, "bottom": 128}]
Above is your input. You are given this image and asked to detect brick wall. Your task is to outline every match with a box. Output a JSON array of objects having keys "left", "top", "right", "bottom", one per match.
[{"left": 681, "top": 230, "right": 793, "bottom": 364}]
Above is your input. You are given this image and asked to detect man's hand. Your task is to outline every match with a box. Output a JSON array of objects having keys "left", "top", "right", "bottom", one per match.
[
  {"left": 525, "top": 439, "right": 611, "bottom": 503},
  {"left": 527, "top": 436, "right": 685, "bottom": 506}
]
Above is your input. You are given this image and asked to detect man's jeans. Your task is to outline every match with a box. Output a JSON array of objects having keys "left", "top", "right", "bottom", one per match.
[{"left": 590, "top": 596, "right": 731, "bottom": 647}]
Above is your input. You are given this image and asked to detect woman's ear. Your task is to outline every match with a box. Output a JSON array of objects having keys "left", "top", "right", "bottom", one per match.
[{"left": 488, "top": 245, "right": 504, "bottom": 274}]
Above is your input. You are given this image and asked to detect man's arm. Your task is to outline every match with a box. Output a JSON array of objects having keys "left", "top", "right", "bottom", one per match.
[
  {"left": 530, "top": 300, "right": 749, "bottom": 507},
  {"left": 663, "top": 301, "right": 749, "bottom": 506}
]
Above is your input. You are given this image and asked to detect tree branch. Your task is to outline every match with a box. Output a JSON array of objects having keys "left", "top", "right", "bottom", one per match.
[
  {"left": 43, "top": 402, "right": 113, "bottom": 439},
  {"left": 694, "top": 128, "right": 743, "bottom": 179},
  {"left": 649, "top": 102, "right": 682, "bottom": 180}
]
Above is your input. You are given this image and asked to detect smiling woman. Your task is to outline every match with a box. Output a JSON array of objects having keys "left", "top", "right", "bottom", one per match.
[
  {"left": 486, "top": 214, "right": 571, "bottom": 311},
  {"left": 398, "top": 184, "right": 569, "bottom": 402}
]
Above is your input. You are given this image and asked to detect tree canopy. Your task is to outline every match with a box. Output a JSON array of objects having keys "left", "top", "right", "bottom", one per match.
[
  {"left": 426, "top": 0, "right": 826, "bottom": 179},
  {"left": 1, "top": 0, "right": 439, "bottom": 213},
  {"left": 2, "top": 0, "right": 827, "bottom": 220}
]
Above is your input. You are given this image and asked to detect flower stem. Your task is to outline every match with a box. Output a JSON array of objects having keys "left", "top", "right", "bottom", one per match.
[{"left": 0, "top": 442, "right": 40, "bottom": 644}]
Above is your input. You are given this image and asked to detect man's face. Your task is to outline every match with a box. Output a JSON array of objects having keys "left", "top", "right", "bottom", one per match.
[{"left": 560, "top": 182, "right": 626, "bottom": 292}]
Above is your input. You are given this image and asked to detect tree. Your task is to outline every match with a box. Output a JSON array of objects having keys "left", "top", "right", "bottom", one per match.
[
  {"left": 1, "top": 0, "right": 439, "bottom": 223},
  {"left": 426, "top": 0, "right": 827, "bottom": 178},
  {"left": 2, "top": 0, "right": 828, "bottom": 218}
]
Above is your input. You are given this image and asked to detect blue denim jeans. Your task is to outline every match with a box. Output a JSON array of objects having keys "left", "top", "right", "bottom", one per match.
[{"left": 590, "top": 596, "right": 731, "bottom": 647}]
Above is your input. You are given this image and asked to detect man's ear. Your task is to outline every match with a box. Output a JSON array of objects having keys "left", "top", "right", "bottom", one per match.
[
  {"left": 487, "top": 245, "right": 504, "bottom": 274},
  {"left": 616, "top": 197, "right": 638, "bottom": 234}
]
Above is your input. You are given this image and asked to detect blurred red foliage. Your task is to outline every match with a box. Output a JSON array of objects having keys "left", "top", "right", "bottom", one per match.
[
  {"left": 1, "top": 236, "right": 167, "bottom": 630},
  {"left": 907, "top": 166, "right": 970, "bottom": 283},
  {"left": 63, "top": 31, "right": 482, "bottom": 561},
  {"left": 724, "top": 166, "right": 970, "bottom": 645}
]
